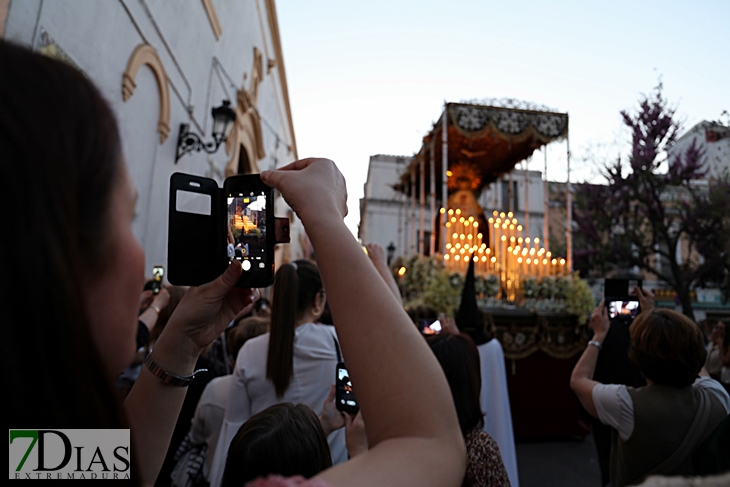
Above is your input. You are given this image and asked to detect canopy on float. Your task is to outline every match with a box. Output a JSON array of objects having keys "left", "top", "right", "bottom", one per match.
[
  {"left": 395, "top": 99, "right": 572, "bottom": 270},
  {"left": 396, "top": 100, "right": 568, "bottom": 200}
]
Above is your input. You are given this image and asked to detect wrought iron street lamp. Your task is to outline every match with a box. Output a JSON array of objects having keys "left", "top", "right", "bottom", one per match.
[
  {"left": 175, "top": 100, "right": 236, "bottom": 163},
  {"left": 387, "top": 242, "right": 396, "bottom": 265}
]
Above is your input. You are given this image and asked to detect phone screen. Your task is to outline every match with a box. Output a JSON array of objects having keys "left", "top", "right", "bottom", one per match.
[
  {"left": 336, "top": 363, "right": 359, "bottom": 415},
  {"left": 152, "top": 266, "right": 164, "bottom": 294},
  {"left": 225, "top": 175, "right": 274, "bottom": 287},
  {"left": 608, "top": 300, "right": 640, "bottom": 320},
  {"left": 227, "top": 192, "right": 267, "bottom": 266},
  {"left": 419, "top": 318, "right": 442, "bottom": 335}
]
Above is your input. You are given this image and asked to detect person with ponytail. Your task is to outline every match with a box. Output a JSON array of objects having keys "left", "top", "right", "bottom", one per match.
[
  {"left": 210, "top": 260, "right": 346, "bottom": 486},
  {"left": 1, "top": 41, "right": 256, "bottom": 486}
]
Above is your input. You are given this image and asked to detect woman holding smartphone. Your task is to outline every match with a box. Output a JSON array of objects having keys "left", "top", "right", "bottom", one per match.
[{"left": 2, "top": 38, "right": 464, "bottom": 487}]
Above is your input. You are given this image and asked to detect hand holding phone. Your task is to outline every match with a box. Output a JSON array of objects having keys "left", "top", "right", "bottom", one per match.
[
  {"left": 260, "top": 158, "right": 347, "bottom": 229},
  {"left": 633, "top": 286, "right": 655, "bottom": 313},
  {"left": 589, "top": 300, "right": 610, "bottom": 341},
  {"left": 344, "top": 410, "right": 368, "bottom": 458}
]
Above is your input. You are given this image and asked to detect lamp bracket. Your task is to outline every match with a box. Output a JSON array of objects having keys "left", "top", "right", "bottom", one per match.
[{"left": 175, "top": 123, "right": 225, "bottom": 163}]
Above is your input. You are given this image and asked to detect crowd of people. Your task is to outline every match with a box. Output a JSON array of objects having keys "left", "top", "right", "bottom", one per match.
[{"left": 3, "top": 39, "right": 729, "bottom": 487}]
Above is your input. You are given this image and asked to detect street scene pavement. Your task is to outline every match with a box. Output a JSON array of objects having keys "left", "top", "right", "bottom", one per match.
[{"left": 517, "top": 436, "right": 602, "bottom": 487}]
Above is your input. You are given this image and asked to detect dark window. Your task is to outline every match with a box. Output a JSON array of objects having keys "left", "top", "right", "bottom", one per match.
[{"left": 501, "top": 181, "right": 518, "bottom": 212}]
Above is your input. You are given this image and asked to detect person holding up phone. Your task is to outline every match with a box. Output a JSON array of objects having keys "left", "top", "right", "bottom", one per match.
[
  {"left": 2, "top": 41, "right": 258, "bottom": 486},
  {"left": 256, "top": 158, "right": 466, "bottom": 487},
  {"left": 588, "top": 285, "right": 650, "bottom": 485},
  {"left": 571, "top": 295, "right": 730, "bottom": 486}
]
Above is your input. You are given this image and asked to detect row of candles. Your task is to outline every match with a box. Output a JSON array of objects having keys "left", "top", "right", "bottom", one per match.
[{"left": 440, "top": 208, "right": 567, "bottom": 280}]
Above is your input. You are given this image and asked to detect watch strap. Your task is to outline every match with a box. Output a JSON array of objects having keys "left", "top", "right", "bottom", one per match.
[
  {"left": 587, "top": 340, "right": 602, "bottom": 351},
  {"left": 144, "top": 352, "right": 207, "bottom": 387}
]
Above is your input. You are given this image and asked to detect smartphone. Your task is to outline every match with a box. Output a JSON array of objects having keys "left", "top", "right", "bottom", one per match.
[
  {"left": 605, "top": 278, "right": 642, "bottom": 320},
  {"left": 336, "top": 362, "right": 359, "bottom": 415},
  {"left": 224, "top": 175, "right": 275, "bottom": 288},
  {"left": 419, "top": 318, "right": 442, "bottom": 335},
  {"left": 152, "top": 266, "right": 164, "bottom": 294}
]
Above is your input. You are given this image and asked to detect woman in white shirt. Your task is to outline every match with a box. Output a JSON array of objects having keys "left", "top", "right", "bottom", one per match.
[
  {"left": 209, "top": 260, "right": 345, "bottom": 487},
  {"left": 571, "top": 290, "right": 730, "bottom": 487}
]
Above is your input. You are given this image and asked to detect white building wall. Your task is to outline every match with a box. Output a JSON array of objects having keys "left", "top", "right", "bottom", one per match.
[
  {"left": 668, "top": 121, "right": 730, "bottom": 178},
  {"left": 359, "top": 155, "right": 414, "bottom": 259},
  {"left": 3, "top": 0, "right": 302, "bottom": 278}
]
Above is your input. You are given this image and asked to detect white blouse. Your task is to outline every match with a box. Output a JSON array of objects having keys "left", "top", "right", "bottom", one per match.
[{"left": 208, "top": 322, "right": 346, "bottom": 487}]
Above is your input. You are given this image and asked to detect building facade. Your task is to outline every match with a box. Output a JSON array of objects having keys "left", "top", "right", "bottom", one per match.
[
  {"left": 1, "top": 0, "right": 305, "bottom": 279},
  {"left": 668, "top": 120, "right": 730, "bottom": 178}
]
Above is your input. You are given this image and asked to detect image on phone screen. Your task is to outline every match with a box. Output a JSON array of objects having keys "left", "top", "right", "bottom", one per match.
[
  {"left": 152, "top": 266, "right": 164, "bottom": 294},
  {"left": 419, "top": 318, "right": 442, "bottom": 335},
  {"left": 336, "top": 364, "right": 359, "bottom": 414},
  {"left": 227, "top": 191, "right": 267, "bottom": 271},
  {"left": 608, "top": 300, "right": 640, "bottom": 320}
]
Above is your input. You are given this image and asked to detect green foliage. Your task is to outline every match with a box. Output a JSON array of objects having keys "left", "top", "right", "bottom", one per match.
[
  {"left": 422, "top": 270, "right": 462, "bottom": 317},
  {"left": 563, "top": 273, "right": 597, "bottom": 325}
]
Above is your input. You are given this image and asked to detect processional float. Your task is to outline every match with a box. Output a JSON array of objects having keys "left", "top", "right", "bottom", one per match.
[{"left": 395, "top": 100, "right": 572, "bottom": 301}]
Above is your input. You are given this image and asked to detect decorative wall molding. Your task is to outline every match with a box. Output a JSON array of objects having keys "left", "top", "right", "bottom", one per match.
[
  {"left": 122, "top": 44, "right": 171, "bottom": 144},
  {"left": 201, "top": 0, "right": 222, "bottom": 41},
  {"left": 225, "top": 47, "right": 266, "bottom": 174},
  {"left": 249, "top": 47, "right": 264, "bottom": 104}
]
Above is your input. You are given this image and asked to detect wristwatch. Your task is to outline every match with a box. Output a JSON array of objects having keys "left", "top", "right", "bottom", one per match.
[{"left": 587, "top": 340, "right": 602, "bottom": 351}]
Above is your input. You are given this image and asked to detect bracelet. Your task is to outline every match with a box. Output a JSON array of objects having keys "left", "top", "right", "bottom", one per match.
[
  {"left": 144, "top": 352, "right": 207, "bottom": 387},
  {"left": 587, "top": 340, "right": 602, "bottom": 351},
  {"left": 150, "top": 304, "right": 161, "bottom": 315}
]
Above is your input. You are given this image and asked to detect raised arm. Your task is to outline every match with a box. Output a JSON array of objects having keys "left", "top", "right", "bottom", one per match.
[
  {"left": 570, "top": 301, "right": 610, "bottom": 418},
  {"left": 365, "top": 243, "right": 403, "bottom": 305},
  {"left": 262, "top": 159, "right": 465, "bottom": 487},
  {"left": 125, "top": 264, "right": 255, "bottom": 484}
]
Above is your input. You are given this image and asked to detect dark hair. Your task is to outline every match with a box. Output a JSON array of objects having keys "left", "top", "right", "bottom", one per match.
[
  {"left": 426, "top": 333, "right": 484, "bottom": 436},
  {"left": 267, "top": 260, "right": 323, "bottom": 397},
  {"left": 629, "top": 309, "right": 707, "bottom": 387},
  {"left": 227, "top": 316, "right": 270, "bottom": 360},
  {"left": 1, "top": 41, "right": 126, "bottom": 429},
  {"left": 220, "top": 403, "right": 332, "bottom": 486}
]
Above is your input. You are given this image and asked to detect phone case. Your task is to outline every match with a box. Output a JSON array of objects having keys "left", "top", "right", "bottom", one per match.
[
  {"left": 168, "top": 173, "right": 227, "bottom": 286},
  {"left": 168, "top": 172, "right": 290, "bottom": 286}
]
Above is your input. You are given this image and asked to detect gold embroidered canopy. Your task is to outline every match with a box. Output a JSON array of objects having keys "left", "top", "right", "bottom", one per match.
[{"left": 397, "top": 100, "right": 569, "bottom": 200}]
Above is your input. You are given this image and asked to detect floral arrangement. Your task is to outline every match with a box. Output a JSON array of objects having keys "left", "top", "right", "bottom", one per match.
[
  {"left": 390, "top": 255, "right": 461, "bottom": 316},
  {"left": 392, "top": 257, "right": 596, "bottom": 324},
  {"left": 519, "top": 273, "right": 596, "bottom": 324}
]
